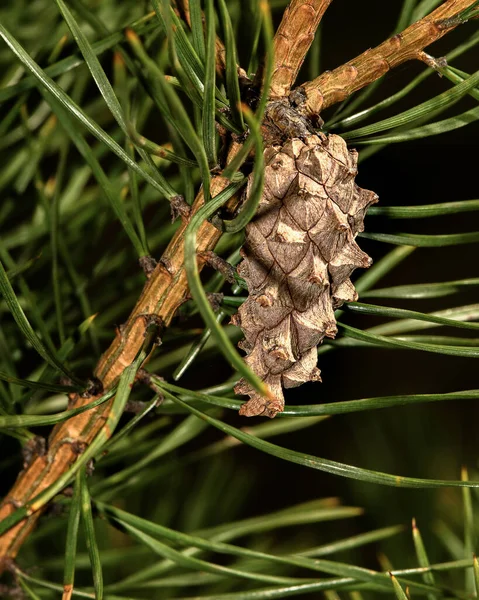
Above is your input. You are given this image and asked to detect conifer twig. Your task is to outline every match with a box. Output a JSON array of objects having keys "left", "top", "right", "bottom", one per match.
[
  {"left": 0, "top": 0, "right": 476, "bottom": 569},
  {"left": 0, "top": 178, "right": 233, "bottom": 566},
  {"left": 296, "top": 0, "right": 479, "bottom": 116},
  {"left": 270, "top": 0, "right": 333, "bottom": 98}
]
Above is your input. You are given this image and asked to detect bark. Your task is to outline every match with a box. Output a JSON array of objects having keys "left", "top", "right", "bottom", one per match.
[
  {"left": 296, "top": 0, "right": 479, "bottom": 117},
  {"left": 270, "top": 0, "right": 333, "bottom": 98},
  {"left": 0, "top": 177, "right": 230, "bottom": 565}
]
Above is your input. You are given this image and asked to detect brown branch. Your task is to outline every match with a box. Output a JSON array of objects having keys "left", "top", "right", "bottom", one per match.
[
  {"left": 0, "top": 0, "right": 474, "bottom": 570},
  {"left": 270, "top": 0, "right": 333, "bottom": 98},
  {"left": 0, "top": 177, "right": 232, "bottom": 565},
  {"left": 296, "top": 0, "right": 478, "bottom": 116}
]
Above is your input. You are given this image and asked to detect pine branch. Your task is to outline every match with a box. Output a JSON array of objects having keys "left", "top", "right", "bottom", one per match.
[
  {"left": 270, "top": 0, "right": 333, "bottom": 98},
  {"left": 0, "top": 0, "right": 475, "bottom": 569},
  {"left": 0, "top": 177, "right": 233, "bottom": 566},
  {"left": 296, "top": 0, "right": 479, "bottom": 116}
]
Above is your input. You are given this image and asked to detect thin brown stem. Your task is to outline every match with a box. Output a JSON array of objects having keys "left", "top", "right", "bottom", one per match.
[
  {"left": 0, "top": 177, "right": 231, "bottom": 565},
  {"left": 297, "top": 0, "right": 478, "bottom": 116},
  {"left": 270, "top": 0, "right": 333, "bottom": 98}
]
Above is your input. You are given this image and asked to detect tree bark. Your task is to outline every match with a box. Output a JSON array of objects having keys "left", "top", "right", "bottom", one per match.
[
  {"left": 297, "top": 0, "right": 478, "bottom": 116},
  {"left": 270, "top": 0, "right": 333, "bottom": 98}
]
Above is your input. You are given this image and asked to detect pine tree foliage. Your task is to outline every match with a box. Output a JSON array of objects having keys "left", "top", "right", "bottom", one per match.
[{"left": 0, "top": 0, "right": 478, "bottom": 598}]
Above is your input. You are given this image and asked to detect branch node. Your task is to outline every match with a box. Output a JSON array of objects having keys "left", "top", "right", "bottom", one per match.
[
  {"left": 158, "top": 257, "right": 175, "bottom": 277},
  {"left": 170, "top": 194, "right": 191, "bottom": 223},
  {"left": 71, "top": 440, "right": 88, "bottom": 456},
  {"left": 210, "top": 213, "right": 227, "bottom": 232},
  {"left": 137, "top": 369, "right": 165, "bottom": 404},
  {"left": 417, "top": 51, "right": 447, "bottom": 73},
  {"left": 139, "top": 255, "right": 158, "bottom": 277},
  {"left": 81, "top": 377, "right": 104, "bottom": 399},
  {"left": 22, "top": 437, "right": 46, "bottom": 470},
  {"left": 263, "top": 99, "right": 318, "bottom": 145},
  {"left": 140, "top": 313, "right": 164, "bottom": 345},
  {"left": 199, "top": 250, "right": 237, "bottom": 283}
]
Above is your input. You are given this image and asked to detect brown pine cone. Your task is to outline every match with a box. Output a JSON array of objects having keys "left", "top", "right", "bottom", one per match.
[{"left": 234, "top": 133, "right": 378, "bottom": 417}]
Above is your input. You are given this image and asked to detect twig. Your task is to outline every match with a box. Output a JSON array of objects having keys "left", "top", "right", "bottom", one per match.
[
  {"left": 270, "top": 0, "right": 333, "bottom": 98},
  {"left": 0, "top": 0, "right": 475, "bottom": 568},
  {"left": 0, "top": 177, "right": 232, "bottom": 565},
  {"left": 296, "top": 0, "right": 479, "bottom": 116}
]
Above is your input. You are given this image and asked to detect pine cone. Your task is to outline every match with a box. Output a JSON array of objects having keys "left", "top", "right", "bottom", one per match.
[{"left": 234, "top": 133, "right": 378, "bottom": 417}]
